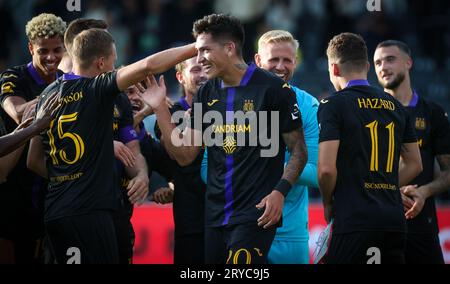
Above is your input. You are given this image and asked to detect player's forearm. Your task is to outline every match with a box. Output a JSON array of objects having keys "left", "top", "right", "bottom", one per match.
[
  {"left": 420, "top": 170, "right": 450, "bottom": 199},
  {"left": 26, "top": 137, "right": 48, "bottom": 178},
  {"left": 117, "top": 44, "right": 196, "bottom": 91},
  {"left": 144, "top": 43, "right": 196, "bottom": 75},
  {"left": 125, "top": 153, "right": 148, "bottom": 180},
  {"left": 318, "top": 169, "right": 336, "bottom": 206},
  {"left": 0, "top": 123, "right": 41, "bottom": 157},
  {"left": 154, "top": 105, "right": 197, "bottom": 166},
  {"left": 399, "top": 161, "right": 423, "bottom": 187},
  {"left": 281, "top": 130, "right": 308, "bottom": 187},
  {"left": 0, "top": 145, "right": 25, "bottom": 182}
]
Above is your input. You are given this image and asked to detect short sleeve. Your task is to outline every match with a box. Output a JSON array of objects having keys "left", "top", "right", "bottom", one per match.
[
  {"left": 402, "top": 109, "right": 417, "bottom": 144},
  {"left": 91, "top": 71, "right": 120, "bottom": 106},
  {"left": 272, "top": 84, "right": 302, "bottom": 134},
  {"left": 318, "top": 97, "right": 342, "bottom": 142},
  {"left": 430, "top": 103, "right": 450, "bottom": 155},
  {"left": 0, "top": 71, "right": 26, "bottom": 106}
]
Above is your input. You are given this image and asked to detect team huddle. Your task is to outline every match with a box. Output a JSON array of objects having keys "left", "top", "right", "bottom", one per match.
[{"left": 0, "top": 12, "right": 449, "bottom": 264}]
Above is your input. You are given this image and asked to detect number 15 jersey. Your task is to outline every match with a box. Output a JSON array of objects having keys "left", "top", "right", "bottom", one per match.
[
  {"left": 37, "top": 72, "right": 120, "bottom": 222},
  {"left": 318, "top": 83, "right": 417, "bottom": 235}
]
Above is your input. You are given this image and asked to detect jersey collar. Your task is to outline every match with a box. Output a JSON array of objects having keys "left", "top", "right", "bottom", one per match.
[
  {"left": 220, "top": 63, "right": 257, "bottom": 88},
  {"left": 27, "top": 62, "right": 46, "bottom": 85},
  {"left": 179, "top": 97, "right": 190, "bottom": 111},
  {"left": 408, "top": 90, "right": 419, "bottom": 107},
  {"left": 346, "top": 80, "right": 370, "bottom": 88},
  {"left": 62, "top": 73, "right": 83, "bottom": 81}
]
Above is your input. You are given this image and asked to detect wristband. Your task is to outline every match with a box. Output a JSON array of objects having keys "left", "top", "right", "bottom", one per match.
[{"left": 274, "top": 179, "right": 292, "bottom": 197}]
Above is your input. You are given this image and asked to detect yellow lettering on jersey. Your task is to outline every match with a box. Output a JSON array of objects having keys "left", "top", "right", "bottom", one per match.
[
  {"left": 418, "top": 139, "right": 423, "bottom": 147},
  {"left": 357, "top": 98, "right": 395, "bottom": 111},
  {"left": 62, "top": 91, "right": 83, "bottom": 106},
  {"left": 50, "top": 172, "right": 83, "bottom": 184},
  {"left": 1, "top": 82, "right": 16, "bottom": 94},
  {"left": 364, "top": 182, "right": 397, "bottom": 190},
  {"left": 113, "top": 122, "right": 119, "bottom": 131},
  {"left": 2, "top": 74, "right": 18, "bottom": 79},
  {"left": 212, "top": 124, "right": 251, "bottom": 134}
]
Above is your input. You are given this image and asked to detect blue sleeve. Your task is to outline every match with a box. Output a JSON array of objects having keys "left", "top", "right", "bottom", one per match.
[
  {"left": 286, "top": 89, "right": 319, "bottom": 188},
  {"left": 200, "top": 149, "right": 208, "bottom": 184}
]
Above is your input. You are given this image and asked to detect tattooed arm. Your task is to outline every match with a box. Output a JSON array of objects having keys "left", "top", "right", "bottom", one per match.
[
  {"left": 280, "top": 127, "right": 308, "bottom": 186},
  {"left": 403, "top": 154, "right": 450, "bottom": 200},
  {"left": 256, "top": 127, "right": 307, "bottom": 228}
]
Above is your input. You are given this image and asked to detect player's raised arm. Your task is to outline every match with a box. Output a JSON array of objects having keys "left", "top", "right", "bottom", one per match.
[
  {"left": 138, "top": 75, "right": 202, "bottom": 166},
  {"left": 116, "top": 44, "right": 197, "bottom": 92}
]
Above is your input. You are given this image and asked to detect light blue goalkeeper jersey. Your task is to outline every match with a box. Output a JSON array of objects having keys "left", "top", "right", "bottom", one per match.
[{"left": 200, "top": 85, "right": 319, "bottom": 242}]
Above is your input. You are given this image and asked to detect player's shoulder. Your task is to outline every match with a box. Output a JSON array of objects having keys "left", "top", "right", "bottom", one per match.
[
  {"left": 319, "top": 91, "right": 344, "bottom": 106},
  {"left": 196, "top": 78, "right": 220, "bottom": 102},
  {"left": 40, "top": 76, "right": 65, "bottom": 98},
  {"left": 253, "top": 67, "right": 287, "bottom": 89},
  {"left": 0, "top": 64, "right": 28, "bottom": 83},
  {"left": 0, "top": 64, "right": 28, "bottom": 77},
  {"left": 419, "top": 97, "right": 449, "bottom": 121},
  {"left": 420, "top": 97, "right": 445, "bottom": 112}
]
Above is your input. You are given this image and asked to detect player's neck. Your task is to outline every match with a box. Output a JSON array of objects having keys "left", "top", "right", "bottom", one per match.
[
  {"left": 34, "top": 63, "right": 57, "bottom": 85},
  {"left": 341, "top": 73, "right": 368, "bottom": 90},
  {"left": 385, "top": 77, "right": 413, "bottom": 107},
  {"left": 221, "top": 60, "right": 248, "bottom": 87},
  {"left": 184, "top": 92, "right": 193, "bottom": 107},
  {"left": 72, "top": 65, "right": 101, "bottom": 78}
]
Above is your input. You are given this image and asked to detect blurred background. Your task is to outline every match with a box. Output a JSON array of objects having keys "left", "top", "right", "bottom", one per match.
[
  {"left": 0, "top": 0, "right": 449, "bottom": 201},
  {"left": 1, "top": 0, "right": 449, "bottom": 263}
]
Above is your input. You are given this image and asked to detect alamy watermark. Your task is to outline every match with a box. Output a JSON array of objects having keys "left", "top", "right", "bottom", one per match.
[
  {"left": 367, "top": 0, "right": 382, "bottom": 12},
  {"left": 66, "top": 247, "right": 81, "bottom": 264},
  {"left": 367, "top": 247, "right": 381, "bottom": 264},
  {"left": 170, "top": 103, "right": 290, "bottom": 158},
  {"left": 66, "top": 0, "right": 81, "bottom": 12}
]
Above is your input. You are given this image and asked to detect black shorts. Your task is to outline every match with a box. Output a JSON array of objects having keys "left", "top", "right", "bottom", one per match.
[
  {"left": 112, "top": 202, "right": 135, "bottom": 264},
  {"left": 405, "top": 232, "right": 444, "bottom": 264},
  {"left": 205, "top": 222, "right": 276, "bottom": 264},
  {"left": 45, "top": 211, "right": 119, "bottom": 264},
  {"left": 174, "top": 233, "right": 205, "bottom": 264},
  {"left": 323, "top": 231, "right": 406, "bottom": 264}
]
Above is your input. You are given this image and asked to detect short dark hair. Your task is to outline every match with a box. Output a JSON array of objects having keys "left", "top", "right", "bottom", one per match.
[
  {"left": 65, "top": 18, "right": 108, "bottom": 53},
  {"left": 192, "top": 14, "right": 245, "bottom": 58},
  {"left": 327, "top": 32, "right": 368, "bottom": 74},
  {"left": 376, "top": 40, "right": 411, "bottom": 57},
  {"left": 72, "top": 29, "right": 115, "bottom": 70}
]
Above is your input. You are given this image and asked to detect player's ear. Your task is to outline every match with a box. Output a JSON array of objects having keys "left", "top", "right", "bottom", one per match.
[
  {"left": 97, "top": 57, "right": 105, "bottom": 70},
  {"left": 254, "top": 53, "right": 262, "bottom": 67},
  {"left": 28, "top": 42, "right": 34, "bottom": 56},
  {"left": 332, "top": 63, "right": 340, "bottom": 77},
  {"left": 226, "top": 42, "right": 235, "bottom": 57},
  {"left": 406, "top": 57, "right": 413, "bottom": 70},
  {"left": 175, "top": 71, "right": 184, "bottom": 84}
]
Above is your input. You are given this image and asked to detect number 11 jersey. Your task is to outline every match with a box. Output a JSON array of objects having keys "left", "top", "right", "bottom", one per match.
[{"left": 318, "top": 83, "right": 417, "bottom": 235}]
